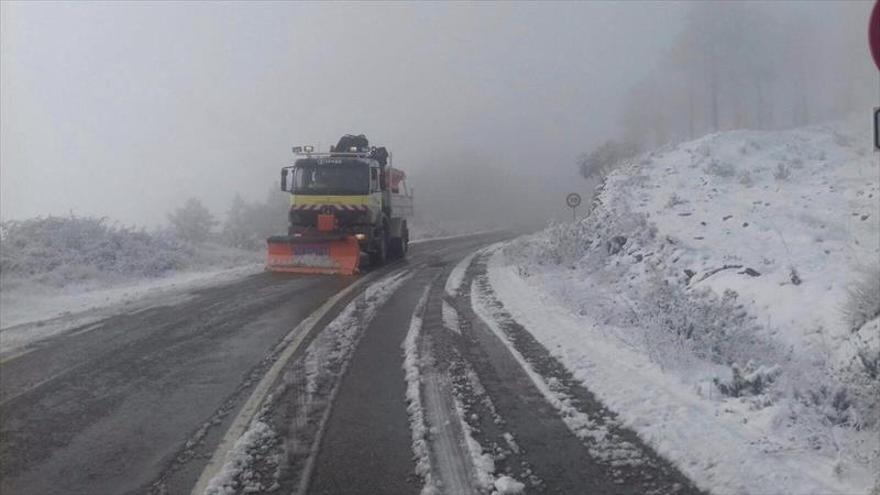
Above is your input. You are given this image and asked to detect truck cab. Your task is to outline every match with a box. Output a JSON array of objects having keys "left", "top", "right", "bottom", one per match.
[{"left": 283, "top": 156, "right": 384, "bottom": 235}]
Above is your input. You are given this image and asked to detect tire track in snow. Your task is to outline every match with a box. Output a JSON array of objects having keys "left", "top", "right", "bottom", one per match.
[
  {"left": 417, "top": 255, "right": 536, "bottom": 494},
  {"left": 406, "top": 272, "right": 487, "bottom": 495}
]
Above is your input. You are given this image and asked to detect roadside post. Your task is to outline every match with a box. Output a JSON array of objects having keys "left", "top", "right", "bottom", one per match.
[
  {"left": 566, "top": 192, "right": 582, "bottom": 221},
  {"left": 875, "top": 107, "right": 880, "bottom": 153}
]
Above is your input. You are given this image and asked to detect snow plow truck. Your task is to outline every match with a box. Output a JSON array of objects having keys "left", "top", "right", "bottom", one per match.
[{"left": 266, "top": 134, "right": 413, "bottom": 275}]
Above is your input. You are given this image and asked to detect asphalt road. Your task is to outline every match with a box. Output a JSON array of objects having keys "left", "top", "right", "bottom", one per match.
[
  {"left": 1, "top": 231, "right": 700, "bottom": 495},
  {"left": 0, "top": 232, "right": 507, "bottom": 494}
]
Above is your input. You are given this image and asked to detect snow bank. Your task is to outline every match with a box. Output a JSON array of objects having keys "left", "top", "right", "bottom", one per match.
[
  {"left": 401, "top": 286, "right": 438, "bottom": 495},
  {"left": 445, "top": 250, "right": 478, "bottom": 297},
  {"left": 441, "top": 300, "right": 460, "bottom": 334},
  {"left": 493, "top": 475, "right": 525, "bottom": 495},
  {"left": 500, "top": 120, "right": 879, "bottom": 493},
  {"left": 204, "top": 420, "right": 278, "bottom": 495}
]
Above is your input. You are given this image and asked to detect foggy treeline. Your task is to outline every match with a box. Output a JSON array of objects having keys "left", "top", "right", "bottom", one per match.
[
  {"left": 153, "top": 1, "right": 880, "bottom": 233},
  {"left": 219, "top": 190, "right": 288, "bottom": 249},
  {"left": 619, "top": 2, "right": 874, "bottom": 150},
  {"left": 2, "top": 2, "right": 877, "bottom": 234},
  {"left": 167, "top": 188, "right": 287, "bottom": 249}
]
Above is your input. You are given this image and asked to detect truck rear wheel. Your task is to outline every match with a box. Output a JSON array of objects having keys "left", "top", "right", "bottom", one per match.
[
  {"left": 387, "top": 221, "right": 408, "bottom": 260},
  {"left": 370, "top": 230, "right": 388, "bottom": 267},
  {"left": 388, "top": 235, "right": 407, "bottom": 259}
]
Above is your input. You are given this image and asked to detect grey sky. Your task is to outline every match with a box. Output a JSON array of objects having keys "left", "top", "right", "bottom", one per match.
[{"left": 1, "top": 1, "right": 690, "bottom": 227}]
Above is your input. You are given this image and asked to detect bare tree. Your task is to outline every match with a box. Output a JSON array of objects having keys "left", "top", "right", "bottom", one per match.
[
  {"left": 577, "top": 139, "right": 640, "bottom": 182},
  {"left": 167, "top": 197, "right": 217, "bottom": 243},
  {"left": 619, "top": 1, "right": 873, "bottom": 147},
  {"left": 221, "top": 187, "right": 289, "bottom": 250}
]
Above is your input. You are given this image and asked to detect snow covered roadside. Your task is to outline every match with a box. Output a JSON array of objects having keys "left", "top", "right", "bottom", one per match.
[
  {"left": 1, "top": 264, "right": 262, "bottom": 358},
  {"left": 494, "top": 120, "right": 879, "bottom": 494},
  {"left": 1, "top": 215, "right": 265, "bottom": 353},
  {"left": 488, "top": 252, "right": 872, "bottom": 494}
]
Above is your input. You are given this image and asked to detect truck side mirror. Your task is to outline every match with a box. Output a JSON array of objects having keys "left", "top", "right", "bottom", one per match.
[{"left": 281, "top": 169, "right": 289, "bottom": 192}]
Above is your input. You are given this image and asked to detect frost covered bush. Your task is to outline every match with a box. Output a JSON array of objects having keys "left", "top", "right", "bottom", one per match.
[
  {"left": 0, "top": 215, "right": 219, "bottom": 288},
  {"left": 838, "top": 317, "right": 880, "bottom": 428},
  {"left": 665, "top": 194, "right": 688, "bottom": 208},
  {"left": 640, "top": 280, "right": 779, "bottom": 369},
  {"left": 507, "top": 203, "right": 655, "bottom": 272},
  {"left": 704, "top": 159, "right": 736, "bottom": 178},
  {"left": 713, "top": 362, "right": 781, "bottom": 398},
  {"left": 773, "top": 163, "right": 791, "bottom": 181},
  {"left": 538, "top": 221, "right": 593, "bottom": 266},
  {"left": 842, "top": 265, "right": 880, "bottom": 333}
]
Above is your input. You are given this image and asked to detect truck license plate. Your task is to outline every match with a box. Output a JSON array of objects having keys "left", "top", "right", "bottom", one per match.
[{"left": 293, "top": 244, "right": 330, "bottom": 256}]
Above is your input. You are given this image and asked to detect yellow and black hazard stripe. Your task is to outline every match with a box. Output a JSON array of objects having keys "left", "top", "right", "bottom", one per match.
[{"left": 291, "top": 204, "right": 370, "bottom": 212}]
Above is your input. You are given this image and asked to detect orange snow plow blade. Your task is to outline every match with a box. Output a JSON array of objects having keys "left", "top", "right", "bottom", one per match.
[{"left": 266, "top": 235, "right": 360, "bottom": 275}]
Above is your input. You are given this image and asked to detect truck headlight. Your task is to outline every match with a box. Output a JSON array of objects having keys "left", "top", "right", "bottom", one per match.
[{"left": 355, "top": 233, "right": 366, "bottom": 240}]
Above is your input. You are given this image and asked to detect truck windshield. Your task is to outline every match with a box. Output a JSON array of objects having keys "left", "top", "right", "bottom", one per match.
[{"left": 293, "top": 162, "right": 369, "bottom": 195}]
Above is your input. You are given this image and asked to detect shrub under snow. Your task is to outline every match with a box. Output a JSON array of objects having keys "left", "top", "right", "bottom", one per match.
[
  {"left": 843, "top": 266, "right": 880, "bottom": 334},
  {"left": 0, "top": 215, "right": 257, "bottom": 289}
]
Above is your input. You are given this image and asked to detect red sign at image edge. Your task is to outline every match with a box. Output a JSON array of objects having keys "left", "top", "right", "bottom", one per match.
[{"left": 871, "top": 0, "right": 880, "bottom": 71}]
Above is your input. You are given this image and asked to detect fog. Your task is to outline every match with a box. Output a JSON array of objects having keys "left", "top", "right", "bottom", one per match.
[{"left": 1, "top": 1, "right": 873, "bottom": 230}]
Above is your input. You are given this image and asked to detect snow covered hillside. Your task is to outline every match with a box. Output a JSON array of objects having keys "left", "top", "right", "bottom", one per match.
[{"left": 496, "top": 120, "right": 880, "bottom": 494}]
